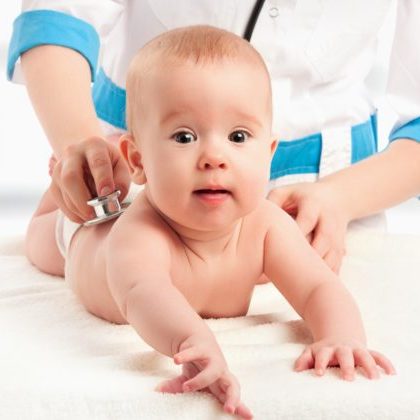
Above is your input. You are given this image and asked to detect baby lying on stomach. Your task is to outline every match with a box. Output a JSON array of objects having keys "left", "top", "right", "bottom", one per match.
[{"left": 26, "top": 25, "right": 395, "bottom": 419}]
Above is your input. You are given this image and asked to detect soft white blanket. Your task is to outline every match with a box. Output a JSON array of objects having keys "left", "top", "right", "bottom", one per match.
[{"left": 1, "top": 230, "right": 420, "bottom": 420}]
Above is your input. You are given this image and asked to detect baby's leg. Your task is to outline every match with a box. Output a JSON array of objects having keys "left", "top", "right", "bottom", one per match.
[{"left": 25, "top": 188, "right": 64, "bottom": 276}]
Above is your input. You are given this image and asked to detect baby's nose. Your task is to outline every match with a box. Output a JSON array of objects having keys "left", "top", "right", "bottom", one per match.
[{"left": 197, "top": 149, "right": 227, "bottom": 170}]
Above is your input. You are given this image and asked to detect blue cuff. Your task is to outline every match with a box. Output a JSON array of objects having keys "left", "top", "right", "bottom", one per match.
[
  {"left": 92, "top": 68, "right": 127, "bottom": 130},
  {"left": 389, "top": 117, "right": 420, "bottom": 143},
  {"left": 7, "top": 10, "right": 100, "bottom": 82}
]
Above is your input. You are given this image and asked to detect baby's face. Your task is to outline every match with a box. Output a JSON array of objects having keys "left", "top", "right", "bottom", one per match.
[{"left": 133, "top": 59, "right": 275, "bottom": 232}]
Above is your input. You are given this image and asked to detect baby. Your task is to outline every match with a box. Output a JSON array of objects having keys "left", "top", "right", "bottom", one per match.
[{"left": 26, "top": 26, "right": 395, "bottom": 419}]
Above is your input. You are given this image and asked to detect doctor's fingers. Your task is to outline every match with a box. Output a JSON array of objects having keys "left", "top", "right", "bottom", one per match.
[
  {"left": 53, "top": 157, "right": 95, "bottom": 221},
  {"left": 294, "top": 200, "right": 320, "bottom": 237},
  {"left": 323, "top": 249, "right": 344, "bottom": 274},
  {"left": 311, "top": 220, "right": 346, "bottom": 260},
  {"left": 49, "top": 180, "right": 85, "bottom": 223},
  {"left": 267, "top": 186, "right": 297, "bottom": 212},
  {"left": 50, "top": 164, "right": 90, "bottom": 223},
  {"left": 48, "top": 154, "right": 57, "bottom": 176},
  {"left": 85, "top": 140, "right": 131, "bottom": 204},
  {"left": 84, "top": 138, "right": 120, "bottom": 197},
  {"left": 267, "top": 187, "right": 320, "bottom": 234}
]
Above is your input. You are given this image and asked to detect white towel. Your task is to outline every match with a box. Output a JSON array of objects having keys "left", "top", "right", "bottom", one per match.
[{"left": 1, "top": 230, "right": 420, "bottom": 420}]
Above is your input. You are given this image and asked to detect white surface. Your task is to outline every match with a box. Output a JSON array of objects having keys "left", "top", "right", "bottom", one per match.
[
  {"left": 386, "top": 198, "right": 420, "bottom": 235},
  {"left": 1, "top": 230, "right": 420, "bottom": 419}
]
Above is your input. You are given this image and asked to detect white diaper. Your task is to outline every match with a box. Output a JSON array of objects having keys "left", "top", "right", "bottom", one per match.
[
  {"left": 55, "top": 183, "right": 144, "bottom": 258},
  {"left": 55, "top": 211, "right": 81, "bottom": 258}
]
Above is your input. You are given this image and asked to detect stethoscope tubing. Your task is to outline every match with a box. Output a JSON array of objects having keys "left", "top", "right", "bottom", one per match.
[{"left": 243, "top": 0, "right": 265, "bottom": 41}]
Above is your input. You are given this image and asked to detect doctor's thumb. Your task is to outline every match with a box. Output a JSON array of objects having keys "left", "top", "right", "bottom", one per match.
[
  {"left": 267, "top": 186, "right": 296, "bottom": 209},
  {"left": 294, "top": 201, "right": 319, "bottom": 236}
]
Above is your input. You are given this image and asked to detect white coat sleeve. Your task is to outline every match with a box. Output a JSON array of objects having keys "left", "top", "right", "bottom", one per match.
[
  {"left": 6, "top": 0, "right": 125, "bottom": 84},
  {"left": 387, "top": 0, "right": 420, "bottom": 143}
]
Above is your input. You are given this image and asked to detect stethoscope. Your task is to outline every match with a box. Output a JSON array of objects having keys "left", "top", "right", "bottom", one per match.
[
  {"left": 84, "top": 190, "right": 130, "bottom": 227},
  {"left": 84, "top": 0, "right": 266, "bottom": 227}
]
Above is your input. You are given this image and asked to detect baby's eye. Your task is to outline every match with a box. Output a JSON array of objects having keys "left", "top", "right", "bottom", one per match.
[
  {"left": 173, "top": 131, "right": 197, "bottom": 144},
  {"left": 229, "top": 130, "right": 249, "bottom": 143}
]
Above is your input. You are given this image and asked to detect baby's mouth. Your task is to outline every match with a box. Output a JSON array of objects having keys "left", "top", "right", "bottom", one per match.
[
  {"left": 193, "top": 189, "right": 231, "bottom": 195},
  {"left": 192, "top": 188, "right": 232, "bottom": 205}
]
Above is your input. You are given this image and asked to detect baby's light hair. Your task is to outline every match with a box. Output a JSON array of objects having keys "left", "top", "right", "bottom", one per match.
[{"left": 125, "top": 25, "right": 271, "bottom": 134}]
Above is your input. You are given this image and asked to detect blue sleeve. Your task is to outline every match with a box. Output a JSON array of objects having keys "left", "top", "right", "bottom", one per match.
[
  {"left": 7, "top": 10, "right": 100, "bottom": 82},
  {"left": 389, "top": 117, "right": 420, "bottom": 143}
]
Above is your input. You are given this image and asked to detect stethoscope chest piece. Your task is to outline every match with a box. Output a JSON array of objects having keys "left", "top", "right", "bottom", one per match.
[{"left": 83, "top": 190, "right": 129, "bottom": 227}]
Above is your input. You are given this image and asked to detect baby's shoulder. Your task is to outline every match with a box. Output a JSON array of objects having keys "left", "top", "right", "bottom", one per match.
[
  {"left": 252, "top": 199, "right": 294, "bottom": 228},
  {"left": 109, "top": 193, "right": 173, "bottom": 249}
]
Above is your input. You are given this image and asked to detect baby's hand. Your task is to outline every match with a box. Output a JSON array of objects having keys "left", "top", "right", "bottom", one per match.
[
  {"left": 294, "top": 338, "right": 396, "bottom": 381},
  {"left": 156, "top": 337, "right": 253, "bottom": 419}
]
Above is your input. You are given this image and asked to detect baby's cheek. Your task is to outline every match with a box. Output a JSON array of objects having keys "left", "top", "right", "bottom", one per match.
[
  {"left": 239, "top": 173, "right": 267, "bottom": 210},
  {"left": 153, "top": 176, "right": 190, "bottom": 214}
]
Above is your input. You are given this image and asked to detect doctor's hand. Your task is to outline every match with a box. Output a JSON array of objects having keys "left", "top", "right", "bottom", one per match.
[
  {"left": 267, "top": 182, "right": 349, "bottom": 273},
  {"left": 49, "top": 136, "right": 131, "bottom": 223}
]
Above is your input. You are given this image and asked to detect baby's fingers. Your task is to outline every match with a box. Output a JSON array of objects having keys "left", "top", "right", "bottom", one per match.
[
  {"left": 155, "top": 375, "right": 189, "bottom": 393},
  {"left": 222, "top": 378, "right": 240, "bottom": 414},
  {"left": 214, "top": 374, "right": 252, "bottom": 418},
  {"left": 182, "top": 365, "right": 219, "bottom": 392},
  {"left": 222, "top": 380, "right": 253, "bottom": 419},
  {"left": 370, "top": 351, "right": 396, "bottom": 375},
  {"left": 173, "top": 346, "right": 203, "bottom": 365},
  {"left": 294, "top": 347, "right": 314, "bottom": 371},
  {"left": 314, "top": 347, "right": 335, "bottom": 376},
  {"left": 354, "top": 349, "right": 380, "bottom": 379},
  {"left": 234, "top": 402, "right": 254, "bottom": 419},
  {"left": 335, "top": 347, "right": 355, "bottom": 381}
]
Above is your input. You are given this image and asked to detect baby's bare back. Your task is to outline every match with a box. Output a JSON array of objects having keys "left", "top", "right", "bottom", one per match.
[{"left": 67, "top": 192, "right": 273, "bottom": 324}]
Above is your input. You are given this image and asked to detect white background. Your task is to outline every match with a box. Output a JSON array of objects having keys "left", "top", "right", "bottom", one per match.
[
  {"left": 1, "top": 3, "right": 51, "bottom": 234},
  {"left": 0, "top": 2, "right": 419, "bottom": 236}
]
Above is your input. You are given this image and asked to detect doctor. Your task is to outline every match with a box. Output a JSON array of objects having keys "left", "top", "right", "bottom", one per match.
[{"left": 7, "top": 0, "right": 420, "bottom": 272}]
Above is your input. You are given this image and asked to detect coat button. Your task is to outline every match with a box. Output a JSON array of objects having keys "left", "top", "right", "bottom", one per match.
[{"left": 269, "top": 7, "right": 279, "bottom": 18}]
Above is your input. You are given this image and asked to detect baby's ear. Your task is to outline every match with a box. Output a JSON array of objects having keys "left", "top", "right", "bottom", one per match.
[{"left": 119, "top": 134, "right": 147, "bottom": 185}]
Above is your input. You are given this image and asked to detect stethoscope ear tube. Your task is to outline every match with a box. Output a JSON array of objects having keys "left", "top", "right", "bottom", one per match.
[{"left": 243, "top": 0, "right": 265, "bottom": 41}]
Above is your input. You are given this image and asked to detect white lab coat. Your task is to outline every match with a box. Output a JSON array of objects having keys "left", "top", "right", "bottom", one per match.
[{"left": 8, "top": 0, "right": 420, "bottom": 184}]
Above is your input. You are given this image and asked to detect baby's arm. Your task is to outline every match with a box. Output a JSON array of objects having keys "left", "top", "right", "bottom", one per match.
[
  {"left": 105, "top": 217, "right": 252, "bottom": 418},
  {"left": 263, "top": 205, "right": 396, "bottom": 380}
]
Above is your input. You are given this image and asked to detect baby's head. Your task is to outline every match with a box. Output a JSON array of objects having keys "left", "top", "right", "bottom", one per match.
[{"left": 120, "top": 25, "right": 276, "bottom": 232}]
